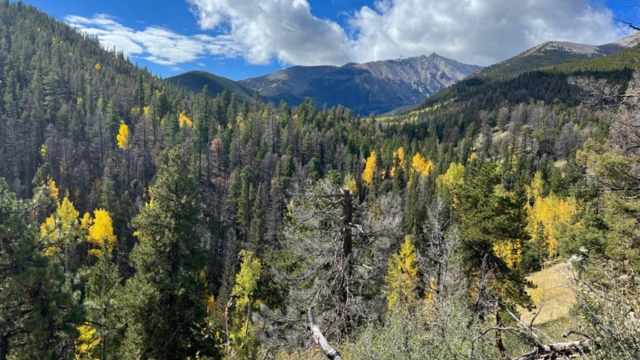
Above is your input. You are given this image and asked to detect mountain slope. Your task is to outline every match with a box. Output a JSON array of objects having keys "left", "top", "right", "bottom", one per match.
[
  {"left": 475, "top": 32, "right": 640, "bottom": 79},
  {"left": 235, "top": 53, "right": 482, "bottom": 115},
  {"left": 166, "top": 70, "right": 255, "bottom": 103}
]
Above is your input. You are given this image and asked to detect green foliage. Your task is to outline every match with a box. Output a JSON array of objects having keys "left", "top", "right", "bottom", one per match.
[
  {"left": 344, "top": 297, "right": 500, "bottom": 360},
  {"left": 121, "top": 148, "right": 212, "bottom": 358},
  {"left": 453, "top": 158, "right": 533, "bottom": 309},
  {"left": 0, "top": 179, "right": 82, "bottom": 359}
]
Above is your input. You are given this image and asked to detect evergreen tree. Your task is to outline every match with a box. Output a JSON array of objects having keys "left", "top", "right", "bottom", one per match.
[
  {"left": 0, "top": 179, "right": 82, "bottom": 359},
  {"left": 453, "top": 158, "right": 533, "bottom": 309},
  {"left": 119, "top": 148, "right": 212, "bottom": 358}
]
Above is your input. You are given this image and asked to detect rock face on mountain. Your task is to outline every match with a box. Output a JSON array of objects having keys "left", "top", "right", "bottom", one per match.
[
  {"left": 237, "top": 54, "right": 482, "bottom": 115},
  {"left": 475, "top": 32, "right": 640, "bottom": 79}
]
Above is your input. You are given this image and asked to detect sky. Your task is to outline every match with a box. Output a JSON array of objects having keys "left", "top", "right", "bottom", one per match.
[{"left": 20, "top": 0, "right": 640, "bottom": 80}]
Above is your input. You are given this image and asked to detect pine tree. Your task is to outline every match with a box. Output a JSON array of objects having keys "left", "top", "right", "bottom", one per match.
[
  {"left": 0, "top": 179, "right": 82, "bottom": 359},
  {"left": 119, "top": 148, "right": 212, "bottom": 358}
]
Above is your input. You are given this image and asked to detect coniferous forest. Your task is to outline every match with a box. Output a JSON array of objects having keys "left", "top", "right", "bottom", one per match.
[{"left": 0, "top": 1, "right": 639, "bottom": 359}]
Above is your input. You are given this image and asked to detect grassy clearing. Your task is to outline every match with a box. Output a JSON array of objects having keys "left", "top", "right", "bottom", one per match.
[{"left": 519, "top": 262, "right": 576, "bottom": 326}]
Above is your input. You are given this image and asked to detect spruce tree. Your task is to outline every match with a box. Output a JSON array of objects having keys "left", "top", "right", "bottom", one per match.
[
  {"left": 119, "top": 148, "right": 212, "bottom": 358},
  {"left": 453, "top": 158, "right": 533, "bottom": 309}
]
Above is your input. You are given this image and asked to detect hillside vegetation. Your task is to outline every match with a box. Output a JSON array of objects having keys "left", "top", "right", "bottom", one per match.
[
  {"left": 0, "top": 2, "right": 638, "bottom": 359},
  {"left": 166, "top": 70, "right": 255, "bottom": 103}
]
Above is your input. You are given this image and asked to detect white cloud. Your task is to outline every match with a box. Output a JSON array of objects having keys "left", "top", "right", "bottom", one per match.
[
  {"left": 347, "top": 0, "right": 632, "bottom": 65},
  {"left": 65, "top": 14, "right": 243, "bottom": 66},
  {"left": 67, "top": 0, "right": 632, "bottom": 70},
  {"left": 186, "top": 0, "right": 352, "bottom": 65}
]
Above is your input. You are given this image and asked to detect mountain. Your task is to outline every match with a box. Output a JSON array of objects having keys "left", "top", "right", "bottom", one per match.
[
  {"left": 166, "top": 70, "right": 255, "bottom": 103},
  {"left": 234, "top": 53, "right": 482, "bottom": 115},
  {"left": 475, "top": 32, "right": 640, "bottom": 79}
]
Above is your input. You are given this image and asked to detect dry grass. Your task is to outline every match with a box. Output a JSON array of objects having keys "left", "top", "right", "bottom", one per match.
[
  {"left": 554, "top": 160, "right": 567, "bottom": 168},
  {"left": 519, "top": 262, "right": 576, "bottom": 326}
]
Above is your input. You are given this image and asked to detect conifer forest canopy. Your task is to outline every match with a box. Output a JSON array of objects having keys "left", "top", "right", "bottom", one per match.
[{"left": 0, "top": 1, "right": 639, "bottom": 359}]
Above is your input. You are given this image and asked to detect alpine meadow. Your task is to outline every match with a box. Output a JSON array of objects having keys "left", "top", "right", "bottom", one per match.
[{"left": 0, "top": 1, "right": 640, "bottom": 359}]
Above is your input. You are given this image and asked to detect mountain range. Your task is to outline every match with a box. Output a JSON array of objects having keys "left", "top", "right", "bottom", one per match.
[
  {"left": 168, "top": 54, "right": 482, "bottom": 115},
  {"left": 168, "top": 32, "right": 640, "bottom": 116}
]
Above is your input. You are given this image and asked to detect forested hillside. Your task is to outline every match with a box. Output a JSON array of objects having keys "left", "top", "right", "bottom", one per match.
[{"left": 0, "top": 2, "right": 638, "bottom": 359}]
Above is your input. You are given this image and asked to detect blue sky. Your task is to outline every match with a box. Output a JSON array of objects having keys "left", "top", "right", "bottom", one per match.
[{"left": 21, "top": 0, "right": 639, "bottom": 80}]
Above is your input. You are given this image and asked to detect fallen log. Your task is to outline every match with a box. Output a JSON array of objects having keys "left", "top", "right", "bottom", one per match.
[
  {"left": 308, "top": 308, "right": 343, "bottom": 360},
  {"left": 513, "top": 339, "right": 596, "bottom": 360}
]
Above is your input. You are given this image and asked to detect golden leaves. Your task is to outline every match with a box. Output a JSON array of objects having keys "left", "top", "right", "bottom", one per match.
[
  {"left": 179, "top": 111, "right": 193, "bottom": 128},
  {"left": 231, "top": 250, "right": 262, "bottom": 311},
  {"left": 47, "top": 177, "right": 59, "bottom": 202},
  {"left": 390, "top": 146, "right": 406, "bottom": 178},
  {"left": 411, "top": 153, "right": 434, "bottom": 177},
  {"left": 362, "top": 151, "right": 377, "bottom": 188},
  {"left": 116, "top": 123, "right": 131, "bottom": 150},
  {"left": 75, "top": 324, "right": 101, "bottom": 359},
  {"left": 86, "top": 209, "right": 117, "bottom": 258},
  {"left": 384, "top": 236, "right": 420, "bottom": 310}
]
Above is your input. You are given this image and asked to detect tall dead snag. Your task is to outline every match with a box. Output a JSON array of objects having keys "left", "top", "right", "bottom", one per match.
[
  {"left": 273, "top": 174, "right": 402, "bottom": 346},
  {"left": 308, "top": 308, "right": 343, "bottom": 360}
]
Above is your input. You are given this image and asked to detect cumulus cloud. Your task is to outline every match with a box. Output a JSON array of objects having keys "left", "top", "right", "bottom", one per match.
[
  {"left": 65, "top": 14, "right": 244, "bottom": 66},
  {"left": 67, "top": 0, "right": 632, "bottom": 69},
  {"left": 186, "top": 0, "right": 352, "bottom": 65},
  {"left": 348, "top": 0, "right": 632, "bottom": 65}
]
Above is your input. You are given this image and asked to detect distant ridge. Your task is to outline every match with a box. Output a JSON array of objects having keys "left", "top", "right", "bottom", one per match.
[
  {"left": 474, "top": 32, "right": 640, "bottom": 79},
  {"left": 166, "top": 71, "right": 255, "bottom": 103},
  {"left": 169, "top": 54, "right": 482, "bottom": 115}
]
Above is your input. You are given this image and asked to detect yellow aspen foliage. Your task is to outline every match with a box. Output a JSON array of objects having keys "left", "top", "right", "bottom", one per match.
[
  {"left": 423, "top": 277, "right": 437, "bottom": 306},
  {"left": 229, "top": 250, "right": 262, "bottom": 357},
  {"left": 80, "top": 212, "right": 93, "bottom": 231},
  {"left": 40, "top": 196, "right": 79, "bottom": 256},
  {"left": 526, "top": 193, "right": 577, "bottom": 258},
  {"left": 75, "top": 324, "right": 101, "bottom": 360},
  {"left": 77, "top": 97, "right": 83, "bottom": 106},
  {"left": 39, "top": 144, "right": 47, "bottom": 159},
  {"left": 179, "top": 111, "right": 193, "bottom": 128},
  {"left": 231, "top": 250, "right": 262, "bottom": 311},
  {"left": 411, "top": 153, "right": 434, "bottom": 176},
  {"left": 436, "top": 162, "right": 465, "bottom": 192},
  {"left": 87, "top": 209, "right": 117, "bottom": 257},
  {"left": 143, "top": 106, "right": 150, "bottom": 116},
  {"left": 362, "top": 151, "right": 377, "bottom": 187},
  {"left": 116, "top": 123, "right": 131, "bottom": 150},
  {"left": 390, "top": 146, "right": 406, "bottom": 178},
  {"left": 94, "top": 62, "right": 101, "bottom": 70},
  {"left": 526, "top": 171, "right": 545, "bottom": 201},
  {"left": 384, "top": 236, "right": 420, "bottom": 310},
  {"left": 493, "top": 241, "right": 522, "bottom": 269},
  {"left": 206, "top": 295, "right": 216, "bottom": 312},
  {"left": 47, "top": 177, "right": 59, "bottom": 202},
  {"left": 343, "top": 173, "right": 358, "bottom": 195}
]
